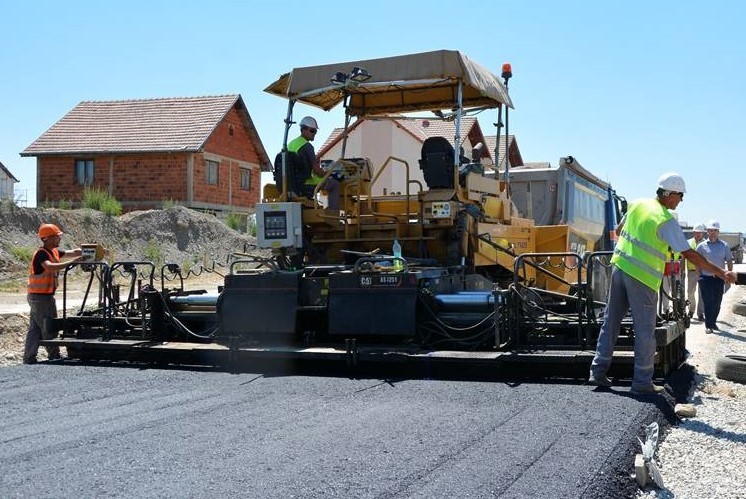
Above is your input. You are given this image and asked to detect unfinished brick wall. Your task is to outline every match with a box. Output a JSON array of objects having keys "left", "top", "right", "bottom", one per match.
[
  {"left": 37, "top": 154, "right": 188, "bottom": 211},
  {"left": 36, "top": 105, "right": 264, "bottom": 212},
  {"left": 195, "top": 106, "right": 262, "bottom": 208}
]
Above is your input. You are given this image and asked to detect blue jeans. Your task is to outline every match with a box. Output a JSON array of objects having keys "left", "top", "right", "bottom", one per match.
[{"left": 698, "top": 275, "right": 724, "bottom": 329}]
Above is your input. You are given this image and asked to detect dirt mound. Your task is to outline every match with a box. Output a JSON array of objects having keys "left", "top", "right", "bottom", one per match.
[{"left": 0, "top": 204, "right": 260, "bottom": 277}]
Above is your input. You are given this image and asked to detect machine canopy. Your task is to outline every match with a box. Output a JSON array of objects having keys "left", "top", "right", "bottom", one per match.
[{"left": 264, "top": 49, "right": 513, "bottom": 117}]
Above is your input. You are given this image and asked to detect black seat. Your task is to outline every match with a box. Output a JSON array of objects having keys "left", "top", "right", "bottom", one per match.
[
  {"left": 274, "top": 151, "right": 311, "bottom": 196},
  {"left": 419, "top": 137, "right": 455, "bottom": 189}
]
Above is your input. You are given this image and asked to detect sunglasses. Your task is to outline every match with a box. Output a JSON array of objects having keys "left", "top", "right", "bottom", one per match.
[
  {"left": 307, "top": 128, "right": 317, "bottom": 134},
  {"left": 674, "top": 191, "right": 684, "bottom": 199}
]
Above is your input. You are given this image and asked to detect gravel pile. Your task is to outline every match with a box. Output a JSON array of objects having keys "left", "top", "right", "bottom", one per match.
[{"left": 638, "top": 284, "right": 746, "bottom": 499}]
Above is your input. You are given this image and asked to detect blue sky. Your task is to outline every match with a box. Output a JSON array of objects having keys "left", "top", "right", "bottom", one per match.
[{"left": 2, "top": 1, "right": 744, "bottom": 231}]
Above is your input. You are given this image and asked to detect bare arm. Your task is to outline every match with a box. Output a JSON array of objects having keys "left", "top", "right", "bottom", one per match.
[
  {"left": 682, "top": 248, "right": 736, "bottom": 283},
  {"left": 41, "top": 249, "right": 82, "bottom": 272}
]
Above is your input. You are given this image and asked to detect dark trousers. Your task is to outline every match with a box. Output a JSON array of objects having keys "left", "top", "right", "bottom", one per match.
[
  {"left": 698, "top": 275, "right": 725, "bottom": 329},
  {"left": 24, "top": 293, "right": 60, "bottom": 362}
]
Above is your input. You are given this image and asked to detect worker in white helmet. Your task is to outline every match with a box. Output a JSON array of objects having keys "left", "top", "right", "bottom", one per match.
[
  {"left": 589, "top": 172, "right": 736, "bottom": 394},
  {"left": 286, "top": 116, "right": 340, "bottom": 210},
  {"left": 686, "top": 224, "right": 707, "bottom": 320},
  {"left": 695, "top": 219, "right": 734, "bottom": 333}
]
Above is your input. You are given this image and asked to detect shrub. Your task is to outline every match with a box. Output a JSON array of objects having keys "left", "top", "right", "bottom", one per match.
[
  {"left": 162, "top": 199, "right": 180, "bottom": 209},
  {"left": 144, "top": 239, "right": 163, "bottom": 266},
  {"left": 225, "top": 212, "right": 243, "bottom": 231},
  {"left": 58, "top": 198, "right": 72, "bottom": 210},
  {"left": 100, "top": 197, "right": 122, "bottom": 216},
  {"left": 82, "top": 187, "right": 121, "bottom": 215},
  {"left": 82, "top": 187, "right": 108, "bottom": 210},
  {"left": 10, "top": 246, "right": 33, "bottom": 264}
]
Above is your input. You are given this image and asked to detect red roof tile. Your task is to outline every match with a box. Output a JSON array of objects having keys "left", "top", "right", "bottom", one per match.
[{"left": 21, "top": 95, "right": 270, "bottom": 168}]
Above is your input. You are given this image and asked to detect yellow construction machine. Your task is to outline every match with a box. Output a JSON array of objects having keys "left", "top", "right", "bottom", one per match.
[{"left": 43, "top": 50, "right": 687, "bottom": 378}]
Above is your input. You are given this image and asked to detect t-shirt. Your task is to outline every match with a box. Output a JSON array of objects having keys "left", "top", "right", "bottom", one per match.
[
  {"left": 696, "top": 239, "right": 733, "bottom": 276},
  {"left": 296, "top": 141, "right": 316, "bottom": 181},
  {"left": 657, "top": 218, "right": 690, "bottom": 253},
  {"left": 31, "top": 248, "right": 66, "bottom": 275}
]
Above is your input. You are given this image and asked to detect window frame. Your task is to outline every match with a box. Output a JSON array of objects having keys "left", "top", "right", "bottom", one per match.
[
  {"left": 75, "top": 159, "right": 95, "bottom": 186},
  {"left": 240, "top": 168, "right": 250, "bottom": 190},
  {"left": 205, "top": 159, "right": 219, "bottom": 185}
]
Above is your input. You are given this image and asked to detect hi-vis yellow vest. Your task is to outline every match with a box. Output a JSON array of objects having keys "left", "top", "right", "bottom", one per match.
[
  {"left": 611, "top": 199, "right": 672, "bottom": 291},
  {"left": 686, "top": 237, "right": 698, "bottom": 271},
  {"left": 288, "top": 136, "right": 322, "bottom": 186}
]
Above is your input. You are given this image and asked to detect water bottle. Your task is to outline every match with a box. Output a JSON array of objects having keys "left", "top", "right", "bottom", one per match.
[{"left": 392, "top": 239, "right": 403, "bottom": 271}]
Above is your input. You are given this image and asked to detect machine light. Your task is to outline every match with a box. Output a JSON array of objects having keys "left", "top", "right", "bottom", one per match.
[
  {"left": 349, "top": 66, "right": 371, "bottom": 83},
  {"left": 501, "top": 63, "right": 512, "bottom": 80},
  {"left": 331, "top": 72, "right": 348, "bottom": 85}
]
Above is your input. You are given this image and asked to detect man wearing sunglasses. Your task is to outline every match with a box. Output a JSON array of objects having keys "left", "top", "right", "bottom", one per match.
[
  {"left": 287, "top": 116, "right": 340, "bottom": 210},
  {"left": 589, "top": 172, "right": 736, "bottom": 394}
]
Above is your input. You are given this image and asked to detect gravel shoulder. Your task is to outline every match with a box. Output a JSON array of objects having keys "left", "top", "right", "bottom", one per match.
[{"left": 638, "top": 271, "right": 746, "bottom": 499}]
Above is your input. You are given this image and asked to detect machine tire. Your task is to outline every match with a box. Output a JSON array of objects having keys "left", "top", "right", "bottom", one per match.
[
  {"left": 715, "top": 354, "right": 746, "bottom": 384},
  {"left": 732, "top": 302, "right": 746, "bottom": 316}
]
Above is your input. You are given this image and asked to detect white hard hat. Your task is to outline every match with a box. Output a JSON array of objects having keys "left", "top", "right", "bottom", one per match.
[
  {"left": 705, "top": 219, "right": 720, "bottom": 230},
  {"left": 299, "top": 116, "right": 319, "bottom": 129},
  {"left": 694, "top": 224, "right": 706, "bottom": 232},
  {"left": 656, "top": 172, "right": 686, "bottom": 193}
]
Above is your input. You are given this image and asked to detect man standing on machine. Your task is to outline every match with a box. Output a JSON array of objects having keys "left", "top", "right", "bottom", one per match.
[{"left": 24, "top": 223, "right": 82, "bottom": 364}]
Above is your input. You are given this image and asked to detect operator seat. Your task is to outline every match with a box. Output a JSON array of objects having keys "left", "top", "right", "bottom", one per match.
[{"left": 419, "top": 137, "right": 455, "bottom": 189}]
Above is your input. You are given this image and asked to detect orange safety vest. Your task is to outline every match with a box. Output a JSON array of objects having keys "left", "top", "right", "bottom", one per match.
[{"left": 28, "top": 247, "right": 60, "bottom": 294}]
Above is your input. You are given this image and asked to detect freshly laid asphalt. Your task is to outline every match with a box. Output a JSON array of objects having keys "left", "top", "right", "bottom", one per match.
[{"left": 0, "top": 361, "right": 683, "bottom": 499}]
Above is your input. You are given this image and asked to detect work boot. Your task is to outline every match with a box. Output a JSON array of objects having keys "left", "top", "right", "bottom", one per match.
[
  {"left": 631, "top": 384, "right": 666, "bottom": 395},
  {"left": 23, "top": 357, "right": 38, "bottom": 365},
  {"left": 705, "top": 328, "right": 713, "bottom": 334},
  {"left": 588, "top": 373, "right": 613, "bottom": 388}
]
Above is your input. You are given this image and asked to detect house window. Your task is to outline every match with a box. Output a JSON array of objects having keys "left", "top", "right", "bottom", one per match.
[
  {"left": 240, "top": 168, "right": 250, "bottom": 190},
  {"left": 206, "top": 160, "right": 219, "bottom": 185},
  {"left": 75, "top": 159, "right": 95, "bottom": 185}
]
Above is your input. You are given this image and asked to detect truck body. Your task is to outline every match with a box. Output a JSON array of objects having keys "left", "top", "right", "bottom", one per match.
[
  {"left": 719, "top": 232, "right": 743, "bottom": 264},
  {"left": 508, "top": 156, "right": 624, "bottom": 254}
]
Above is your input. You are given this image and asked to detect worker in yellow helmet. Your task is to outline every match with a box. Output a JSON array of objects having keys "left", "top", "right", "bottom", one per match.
[{"left": 24, "top": 223, "right": 82, "bottom": 364}]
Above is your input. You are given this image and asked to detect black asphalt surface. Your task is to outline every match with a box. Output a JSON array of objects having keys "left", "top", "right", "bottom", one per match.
[{"left": 0, "top": 360, "right": 684, "bottom": 499}]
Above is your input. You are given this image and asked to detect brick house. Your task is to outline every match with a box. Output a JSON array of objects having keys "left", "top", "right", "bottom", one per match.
[
  {"left": 0, "top": 160, "right": 19, "bottom": 201},
  {"left": 317, "top": 116, "right": 523, "bottom": 196},
  {"left": 21, "top": 95, "right": 271, "bottom": 213}
]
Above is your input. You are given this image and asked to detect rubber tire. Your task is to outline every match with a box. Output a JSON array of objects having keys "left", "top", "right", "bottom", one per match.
[
  {"left": 732, "top": 302, "right": 746, "bottom": 316},
  {"left": 715, "top": 355, "right": 746, "bottom": 384}
]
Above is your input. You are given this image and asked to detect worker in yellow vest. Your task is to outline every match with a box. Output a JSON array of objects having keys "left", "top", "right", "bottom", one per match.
[
  {"left": 288, "top": 116, "right": 340, "bottom": 210},
  {"left": 589, "top": 173, "right": 735, "bottom": 394},
  {"left": 24, "top": 223, "right": 82, "bottom": 364},
  {"left": 686, "top": 224, "right": 706, "bottom": 320}
]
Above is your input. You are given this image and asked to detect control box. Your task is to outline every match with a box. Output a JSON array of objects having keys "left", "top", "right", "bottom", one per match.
[{"left": 256, "top": 202, "right": 303, "bottom": 249}]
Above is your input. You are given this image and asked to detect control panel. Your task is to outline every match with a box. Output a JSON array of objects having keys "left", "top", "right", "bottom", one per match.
[{"left": 256, "top": 202, "right": 303, "bottom": 249}]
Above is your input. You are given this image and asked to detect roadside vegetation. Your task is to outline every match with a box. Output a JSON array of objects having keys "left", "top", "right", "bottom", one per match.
[{"left": 82, "top": 187, "right": 122, "bottom": 216}]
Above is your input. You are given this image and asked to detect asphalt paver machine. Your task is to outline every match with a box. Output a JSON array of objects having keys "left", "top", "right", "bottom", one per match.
[{"left": 44, "top": 50, "right": 688, "bottom": 377}]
